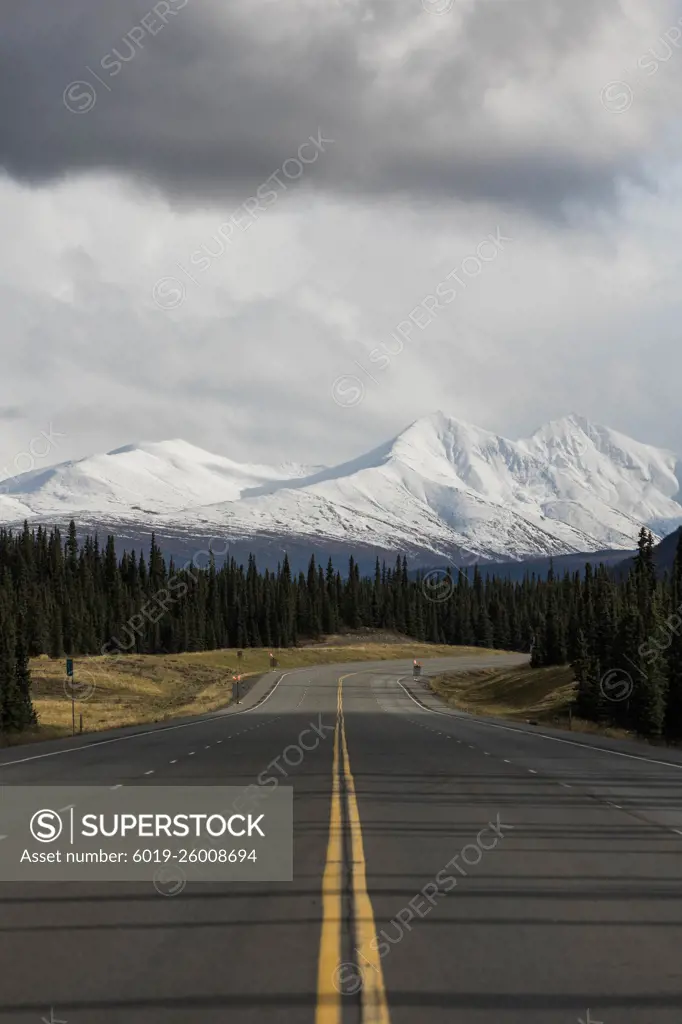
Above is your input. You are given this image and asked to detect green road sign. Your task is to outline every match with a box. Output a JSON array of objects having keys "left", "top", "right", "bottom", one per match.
[{"left": 66, "top": 658, "right": 74, "bottom": 677}]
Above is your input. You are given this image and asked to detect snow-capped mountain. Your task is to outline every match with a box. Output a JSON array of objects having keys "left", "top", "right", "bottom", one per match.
[
  {"left": 1, "top": 413, "right": 681, "bottom": 569},
  {"left": 0, "top": 439, "right": 322, "bottom": 519}
]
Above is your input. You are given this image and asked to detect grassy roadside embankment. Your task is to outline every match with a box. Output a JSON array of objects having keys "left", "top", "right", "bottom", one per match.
[
  {"left": 2, "top": 637, "right": 506, "bottom": 748},
  {"left": 428, "top": 664, "right": 635, "bottom": 740}
]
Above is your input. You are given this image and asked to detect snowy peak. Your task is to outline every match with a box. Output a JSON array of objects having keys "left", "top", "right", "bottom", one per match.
[
  {"left": 386, "top": 413, "right": 508, "bottom": 496},
  {"left": 526, "top": 413, "right": 593, "bottom": 455},
  {"left": 384, "top": 410, "right": 680, "bottom": 512},
  {"left": 0, "top": 440, "right": 325, "bottom": 518},
  {"left": 526, "top": 416, "right": 680, "bottom": 506}
]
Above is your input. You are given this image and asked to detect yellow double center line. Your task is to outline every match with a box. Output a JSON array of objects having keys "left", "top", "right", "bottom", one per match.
[{"left": 316, "top": 674, "right": 391, "bottom": 1024}]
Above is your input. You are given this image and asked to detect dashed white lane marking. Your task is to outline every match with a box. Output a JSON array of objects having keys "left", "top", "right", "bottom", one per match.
[
  {"left": 396, "top": 678, "right": 682, "bottom": 772},
  {"left": 672, "top": 829, "right": 682, "bottom": 836},
  {"left": 12, "top": 706, "right": 286, "bottom": 790},
  {"left": 0, "top": 835, "right": 7, "bottom": 841},
  {"left": 0, "top": 671, "right": 293, "bottom": 769},
  {"left": 395, "top": 677, "right": 665, "bottom": 806}
]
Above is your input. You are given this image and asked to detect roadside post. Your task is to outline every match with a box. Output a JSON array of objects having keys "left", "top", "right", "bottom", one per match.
[
  {"left": 66, "top": 658, "right": 75, "bottom": 735},
  {"left": 269, "top": 651, "right": 277, "bottom": 670},
  {"left": 413, "top": 659, "right": 422, "bottom": 678}
]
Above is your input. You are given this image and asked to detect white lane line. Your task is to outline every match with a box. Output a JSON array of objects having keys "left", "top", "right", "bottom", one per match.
[
  {"left": 605, "top": 800, "right": 622, "bottom": 809},
  {"left": 672, "top": 829, "right": 682, "bottom": 836},
  {"left": 397, "top": 679, "right": 682, "bottom": 772},
  {"left": 144, "top": 770, "right": 154, "bottom": 776},
  {"left": 559, "top": 782, "right": 571, "bottom": 788},
  {"left": 0, "top": 834, "right": 8, "bottom": 840},
  {"left": 217, "top": 740, "right": 222, "bottom": 744},
  {"left": 188, "top": 752, "right": 195, "bottom": 756},
  {"left": 503, "top": 759, "right": 511, "bottom": 764},
  {"left": 528, "top": 769, "right": 537, "bottom": 774},
  {"left": 484, "top": 752, "right": 490, "bottom": 756},
  {"left": 0, "top": 671, "right": 293, "bottom": 769},
  {"left": 205, "top": 746, "right": 211, "bottom": 749},
  {"left": 110, "top": 784, "right": 122, "bottom": 790},
  {"left": 170, "top": 759, "right": 177, "bottom": 764}
]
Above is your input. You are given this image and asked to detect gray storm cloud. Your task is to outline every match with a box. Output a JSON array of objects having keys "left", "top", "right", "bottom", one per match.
[{"left": 0, "top": 0, "right": 675, "bottom": 217}]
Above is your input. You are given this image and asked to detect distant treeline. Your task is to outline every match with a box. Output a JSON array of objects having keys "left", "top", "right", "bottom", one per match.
[{"left": 0, "top": 522, "right": 681, "bottom": 737}]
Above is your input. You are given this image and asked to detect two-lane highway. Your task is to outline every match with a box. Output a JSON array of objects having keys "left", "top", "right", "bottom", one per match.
[{"left": 1, "top": 652, "right": 682, "bottom": 1024}]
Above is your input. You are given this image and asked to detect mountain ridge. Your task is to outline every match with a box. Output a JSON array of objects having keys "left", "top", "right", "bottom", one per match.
[{"left": 1, "top": 412, "right": 680, "bottom": 568}]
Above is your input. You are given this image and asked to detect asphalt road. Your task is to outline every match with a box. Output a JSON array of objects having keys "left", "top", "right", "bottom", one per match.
[{"left": 1, "top": 651, "right": 682, "bottom": 1024}]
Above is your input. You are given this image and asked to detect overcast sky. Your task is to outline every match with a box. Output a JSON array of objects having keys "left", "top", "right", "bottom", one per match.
[{"left": 1, "top": 0, "right": 682, "bottom": 476}]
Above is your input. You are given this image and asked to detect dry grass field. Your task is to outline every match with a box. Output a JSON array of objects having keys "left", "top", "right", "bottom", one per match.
[
  {"left": 428, "top": 664, "right": 636, "bottom": 740},
  {"left": 429, "top": 664, "right": 577, "bottom": 720}
]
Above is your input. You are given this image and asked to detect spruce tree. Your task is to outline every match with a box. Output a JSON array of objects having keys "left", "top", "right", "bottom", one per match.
[
  {"left": 0, "top": 603, "right": 18, "bottom": 731},
  {"left": 631, "top": 530, "right": 666, "bottom": 736},
  {"left": 14, "top": 608, "right": 37, "bottom": 728},
  {"left": 666, "top": 531, "right": 682, "bottom": 737},
  {"left": 573, "top": 628, "right": 602, "bottom": 720},
  {"left": 474, "top": 600, "right": 493, "bottom": 648}
]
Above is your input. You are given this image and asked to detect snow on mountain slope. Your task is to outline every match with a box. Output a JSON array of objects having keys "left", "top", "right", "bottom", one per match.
[
  {"left": 1, "top": 413, "right": 681, "bottom": 563},
  {"left": 0, "top": 440, "right": 323, "bottom": 518}
]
